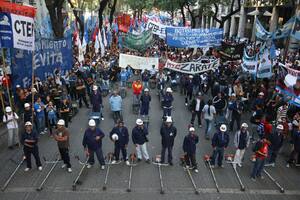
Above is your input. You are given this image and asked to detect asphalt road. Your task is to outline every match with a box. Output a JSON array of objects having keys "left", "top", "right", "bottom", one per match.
[{"left": 0, "top": 87, "right": 299, "bottom": 200}]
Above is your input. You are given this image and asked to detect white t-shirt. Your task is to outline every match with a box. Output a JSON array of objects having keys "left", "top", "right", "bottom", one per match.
[
  {"left": 3, "top": 112, "right": 19, "bottom": 129},
  {"left": 195, "top": 99, "right": 201, "bottom": 111},
  {"left": 202, "top": 105, "right": 216, "bottom": 120}
]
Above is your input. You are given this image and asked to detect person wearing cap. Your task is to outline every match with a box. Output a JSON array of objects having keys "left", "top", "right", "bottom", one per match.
[
  {"left": 90, "top": 85, "right": 104, "bottom": 120},
  {"left": 251, "top": 137, "right": 270, "bottom": 181},
  {"left": 34, "top": 97, "right": 47, "bottom": 135},
  {"left": 54, "top": 119, "right": 72, "bottom": 172},
  {"left": 21, "top": 121, "right": 42, "bottom": 171},
  {"left": 109, "top": 120, "right": 129, "bottom": 165},
  {"left": 184, "top": 75, "right": 194, "bottom": 106},
  {"left": 109, "top": 91, "right": 123, "bottom": 122},
  {"left": 211, "top": 124, "right": 230, "bottom": 168},
  {"left": 233, "top": 123, "right": 250, "bottom": 167},
  {"left": 183, "top": 127, "right": 199, "bottom": 172},
  {"left": 162, "top": 87, "right": 174, "bottom": 117},
  {"left": 140, "top": 88, "right": 151, "bottom": 117},
  {"left": 3, "top": 106, "right": 20, "bottom": 149},
  {"left": 23, "top": 103, "right": 34, "bottom": 125},
  {"left": 82, "top": 119, "right": 106, "bottom": 169},
  {"left": 132, "top": 119, "right": 150, "bottom": 163},
  {"left": 190, "top": 92, "right": 205, "bottom": 127},
  {"left": 265, "top": 124, "right": 284, "bottom": 167},
  {"left": 160, "top": 117, "right": 177, "bottom": 165}
]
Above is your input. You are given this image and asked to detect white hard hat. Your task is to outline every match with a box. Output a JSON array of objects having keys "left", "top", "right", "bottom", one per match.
[
  {"left": 241, "top": 123, "right": 248, "bottom": 128},
  {"left": 93, "top": 85, "right": 98, "bottom": 91},
  {"left": 24, "top": 103, "right": 30, "bottom": 108},
  {"left": 25, "top": 121, "right": 32, "bottom": 126},
  {"left": 111, "top": 133, "right": 119, "bottom": 141},
  {"left": 189, "top": 127, "right": 195, "bottom": 132},
  {"left": 144, "top": 88, "right": 149, "bottom": 92},
  {"left": 220, "top": 124, "right": 227, "bottom": 132},
  {"left": 166, "top": 117, "right": 172, "bottom": 123},
  {"left": 31, "top": 88, "right": 37, "bottom": 93},
  {"left": 16, "top": 84, "right": 21, "bottom": 88},
  {"left": 89, "top": 119, "right": 96, "bottom": 127},
  {"left": 259, "top": 92, "right": 264, "bottom": 96},
  {"left": 136, "top": 119, "right": 143, "bottom": 125},
  {"left": 231, "top": 93, "right": 236, "bottom": 97},
  {"left": 57, "top": 119, "right": 65, "bottom": 126},
  {"left": 166, "top": 87, "right": 172, "bottom": 93},
  {"left": 5, "top": 106, "right": 12, "bottom": 112},
  {"left": 276, "top": 124, "right": 284, "bottom": 130},
  {"left": 189, "top": 75, "right": 193, "bottom": 79}
]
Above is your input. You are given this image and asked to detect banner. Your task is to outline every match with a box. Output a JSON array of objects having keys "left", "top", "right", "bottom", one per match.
[
  {"left": 119, "top": 54, "right": 159, "bottom": 70},
  {"left": 146, "top": 20, "right": 168, "bottom": 38},
  {"left": 291, "top": 16, "right": 300, "bottom": 40},
  {"left": 166, "top": 27, "right": 223, "bottom": 48},
  {"left": 219, "top": 41, "right": 245, "bottom": 60},
  {"left": 11, "top": 37, "right": 73, "bottom": 87},
  {"left": 0, "top": 1, "right": 36, "bottom": 50},
  {"left": 164, "top": 57, "right": 219, "bottom": 74},
  {"left": 123, "top": 30, "right": 153, "bottom": 51},
  {"left": 242, "top": 50, "right": 258, "bottom": 74},
  {"left": 255, "top": 19, "right": 272, "bottom": 40},
  {"left": 257, "top": 49, "right": 273, "bottom": 79}
]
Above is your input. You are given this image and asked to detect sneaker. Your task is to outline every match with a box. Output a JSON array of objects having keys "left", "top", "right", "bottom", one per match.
[
  {"left": 251, "top": 177, "right": 256, "bottom": 182},
  {"left": 87, "top": 164, "right": 92, "bottom": 169},
  {"left": 185, "top": 103, "right": 188, "bottom": 106},
  {"left": 40, "top": 131, "right": 45, "bottom": 135},
  {"left": 265, "top": 163, "right": 275, "bottom": 167},
  {"left": 211, "top": 165, "right": 215, "bottom": 169},
  {"left": 101, "top": 117, "right": 104, "bottom": 121},
  {"left": 67, "top": 168, "right": 72, "bottom": 173},
  {"left": 146, "top": 159, "right": 151, "bottom": 164},
  {"left": 257, "top": 175, "right": 264, "bottom": 180},
  {"left": 24, "top": 168, "right": 31, "bottom": 172},
  {"left": 295, "top": 163, "right": 300, "bottom": 167},
  {"left": 137, "top": 158, "right": 142, "bottom": 162},
  {"left": 219, "top": 165, "right": 224, "bottom": 168},
  {"left": 169, "top": 162, "right": 173, "bottom": 166},
  {"left": 125, "top": 160, "right": 130, "bottom": 166},
  {"left": 61, "top": 164, "right": 66, "bottom": 169},
  {"left": 199, "top": 125, "right": 202, "bottom": 128},
  {"left": 38, "top": 166, "right": 43, "bottom": 171},
  {"left": 194, "top": 169, "right": 199, "bottom": 173},
  {"left": 111, "top": 160, "right": 117, "bottom": 164},
  {"left": 286, "top": 163, "right": 290, "bottom": 168},
  {"left": 101, "top": 165, "right": 105, "bottom": 170},
  {"left": 238, "top": 163, "right": 242, "bottom": 167}
]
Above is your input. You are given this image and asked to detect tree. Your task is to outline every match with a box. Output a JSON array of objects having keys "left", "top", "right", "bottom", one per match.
[
  {"left": 98, "top": 0, "right": 110, "bottom": 30},
  {"left": 125, "top": 0, "right": 153, "bottom": 19},
  {"left": 154, "top": 0, "right": 180, "bottom": 19},
  {"left": 67, "top": 0, "right": 84, "bottom": 42},
  {"left": 45, "top": 0, "right": 65, "bottom": 38},
  {"left": 109, "top": 0, "right": 118, "bottom": 26}
]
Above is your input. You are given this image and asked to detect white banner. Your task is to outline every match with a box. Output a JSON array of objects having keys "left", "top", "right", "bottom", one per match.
[
  {"left": 257, "top": 49, "right": 273, "bottom": 79},
  {"left": 241, "top": 60, "right": 257, "bottom": 74},
  {"left": 146, "top": 20, "right": 168, "bottom": 39},
  {"left": 164, "top": 58, "right": 219, "bottom": 74},
  {"left": 11, "top": 14, "right": 35, "bottom": 51},
  {"left": 119, "top": 54, "right": 159, "bottom": 70}
]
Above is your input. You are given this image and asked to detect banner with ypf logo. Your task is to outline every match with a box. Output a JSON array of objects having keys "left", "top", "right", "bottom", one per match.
[{"left": 0, "top": 1, "right": 36, "bottom": 50}]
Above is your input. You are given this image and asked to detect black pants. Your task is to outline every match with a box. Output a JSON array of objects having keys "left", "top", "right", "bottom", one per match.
[
  {"left": 191, "top": 111, "right": 202, "bottom": 125},
  {"left": 230, "top": 115, "right": 241, "bottom": 131},
  {"left": 185, "top": 153, "right": 197, "bottom": 169},
  {"left": 113, "top": 111, "right": 122, "bottom": 123},
  {"left": 88, "top": 148, "right": 105, "bottom": 166},
  {"left": 287, "top": 150, "right": 300, "bottom": 164},
  {"left": 59, "top": 148, "right": 71, "bottom": 168},
  {"left": 185, "top": 92, "right": 193, "bottom": 104},
  {"left": 161, "top": 146, "right": 173, "bottom": 163},
  {"left": 70, "top": 87, "right": 77, "bottom": 100},
  {"left": 61, "top": 114, "right": 69, "bottom": 128},
  {"left": 114, "top": 145, "right": 127, "bottom": 161},
  {"left": 24, "top": 146, "right": 42, "bottom": 168},
  {"left": 78, "top": 93, "right": 89, "bottom": 108}
]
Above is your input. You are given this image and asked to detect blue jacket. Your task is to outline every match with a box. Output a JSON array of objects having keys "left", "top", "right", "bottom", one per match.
[
  {"left": 34, "top": 102, "right": 45, "bottom": 119},
  {"left": 132, "top": 126, "right": 148, "bottom": 145},
  {"left": 160, "top": 125, "right": 177, "bottom": 147},
  {"left": 183, "top": 134, "right": 199, "bottom": 154},
  {"left": 120, "top": 71, "right": 128, "bottom": 82},
  {"left": 110, "top": 126, "right": 129, "bottom": 146},
  {"left": 212, "top": 131, "right": 230, "bottom": 148},
  {"left": 162, "top": 94, "right": 173, "bottom": 107},
  {"left": 109, "top": 95, "right": 122, "bottom": 111},
  {"left": 140, "top": 94, "right": 151, "bottom": 107},
  {"left": 82, "top": 128, "right": 105, "bottom": 151},
  {"left": 21, "top": 130, "right": 39, "bottom": 147},
  {"left": 91, "top": 91, "right": 103, "bottom": 112}
]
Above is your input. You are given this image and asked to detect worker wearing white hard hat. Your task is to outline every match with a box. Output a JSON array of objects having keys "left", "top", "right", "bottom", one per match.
[
  {"left": 54, "top": 119, "right": 72, "bottom": 173},
  {"left": 132, "top": 118, "right": 150, "bottom": 163},
  {"left": 140, "top": 87, "right": 151, "bottom": 117},
  {"left": 211, "top": 124, "right": 230, "bottom": 168},
  {"left": 183, "top": 126, "right": 199, "bottom": 172},
  {"left": 162, "top": 87, "right": 174, "bottom": 118},
  {"left": 3, "top": 106, "right": 20, "bottom": 149},
  {"left": 233, "top": 123, "right": 250, "bottom": 168},
  {"left": 82, "top": 119, "right": 106, "bottom": 170},
  {"left": 109, "top": 120, "right": 130, "bottom": 165},
  {"left": 160, "top": 116, "right": 177, "bottom": 165}
]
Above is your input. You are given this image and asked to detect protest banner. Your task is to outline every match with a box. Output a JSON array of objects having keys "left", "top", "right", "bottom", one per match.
[
  {"left": 219, "top": 41, "right": 245, "bottom": 60},
  {"left": 242, "top": 50, "right": 258, "bottom": 74},
  {"left": 123, "top": 30, "right": 153, "bottom": 51},
  {"left": 164, "top": 57, "right": 219, "bottom": 74},
  {"left": 166, "top": 27, "right": 223, "bottom": 48},
  {"left": 257, "top": 48, "right": 273, "bottom": 79},
  {"left": 146, "top": 20, "right": 167, "bottom": 38},
  {"left": 119, "top": 53, "right": 159, "bottom": 70}
]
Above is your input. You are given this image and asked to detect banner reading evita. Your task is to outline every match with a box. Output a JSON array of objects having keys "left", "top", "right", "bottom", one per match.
[
  {"left": 0, "top": 1, "right": 36, "bottom": 50},
  {"left": 164, "top": 58, "right": 219, "bottom": 74}
]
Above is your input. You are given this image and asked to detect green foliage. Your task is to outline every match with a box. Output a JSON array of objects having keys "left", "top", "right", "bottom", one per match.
[{"left": 125, "top": 0, "right": 153, "bottom": 11}]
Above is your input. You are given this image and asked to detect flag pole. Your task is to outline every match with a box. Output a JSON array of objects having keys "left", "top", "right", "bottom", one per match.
[
  {"left": 1, "top": 48, "right": 13, "bottom": 110},
  {"left": 31, "top": 49, "right": 35, "bottom": 125}
]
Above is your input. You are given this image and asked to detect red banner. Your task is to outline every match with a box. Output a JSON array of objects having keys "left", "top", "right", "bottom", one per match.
[{"left": 0, "top": 0, "right": 36, "bottom": 18}]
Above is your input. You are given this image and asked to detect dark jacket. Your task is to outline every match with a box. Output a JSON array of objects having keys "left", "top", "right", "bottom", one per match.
[
  {"left": 162, "top": 94, "right": 173, "bottom": 107},
  {"left": 82, "top": 128, "right": 105, "bottom": 151},
  {"left": 24, "top": 110, "right": 33, "bottom": 124},
  {"left": 21, "top": 130, "right": 39, "bottom": 147},
  {"left": 185, "top": 80, "right": 193, "bottom": 93},
  {"left": 110, "top": 126, "right": 129, "bottom": 146},
  {"left": 132, "top": 126, "right": 148, "bottom": 145},
  {"left": 140, "top": 94, "right": 151, "bottom": 107},
  {"left": 213, "top": 96, "right": 227, "bottom": 111},
  {"left": 292, "top": 130, "right": 300, "bottom": 152},
  {"left": 190, "top": 98, "right": 205, "bottom": 112},
  {"left": 212, "top": 131, "right": 230, "bottom": 148},
  {"left": 90, "top": 91, "right": 102, "bottom": 112},
  {"left": 183, "top": 134, "right": 199, "bottom": 154},
  {"left": 160, "top": 125, "right": 177, "bottom": 147},
  {"left": 268, "top": 131, "right": 284, "bottom": 151}
]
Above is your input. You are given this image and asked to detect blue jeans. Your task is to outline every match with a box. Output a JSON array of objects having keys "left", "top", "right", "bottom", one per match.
[
  {"left": 211, "top": 147, "right": 224, "bottom": 166},
  {"left": 120, "top": 81, "right": 126, "bottom": 87},
  {"left": 205, "top": 119, "right": 212, "bottom": 137},
  {"left": 251, "top": 158, "right": 266, "bottom": 178},
  {"left": 88, "top": 148, "right": 105, "bottom": 166},
  {"left": 37, "top": 117, "right": 45, "bottom": 133},
  {"left": 143, "top": 81, "right": 149, "bottom": 88}
]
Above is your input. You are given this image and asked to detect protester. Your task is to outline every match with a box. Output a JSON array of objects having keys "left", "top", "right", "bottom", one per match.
[
  {"left": 132, "top": 119, "right": 150, "bottom": 163},
  {"left": 190, "top": 92, "right": 205, "bottom": 127},
  {"left": 233, "top": 123, "right": 250, "bottom": 167},
  {"left": 183, "top": 127, "right": 199, "bottom": 172},
  {"left": 34, "top": 97, "right": 47, "bottom": 135},
  {"left": 109, "top": 91, "right": 122, "bottom": 122},
  {"left": 265, "top": 124, "right": 284, "bottom": 167},
  {"left": 162, "top": 87, "right": 174, "bottom": 118},
  {"left": 140, "top": 88, "right": 151, "bottom": 117},
  {"left": 3, "top": 106, "right": 19, "bottom": 149},
  {"left": 202, "top": 100, "right": 216, "bottom": 139},
  {"left": 160, "top": 117, "right": 177, "bottom": 165}
]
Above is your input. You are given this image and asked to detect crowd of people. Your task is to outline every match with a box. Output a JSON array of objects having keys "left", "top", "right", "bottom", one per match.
[{"left": 0, "top": 35, "right": 299, "bottom": 182}]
